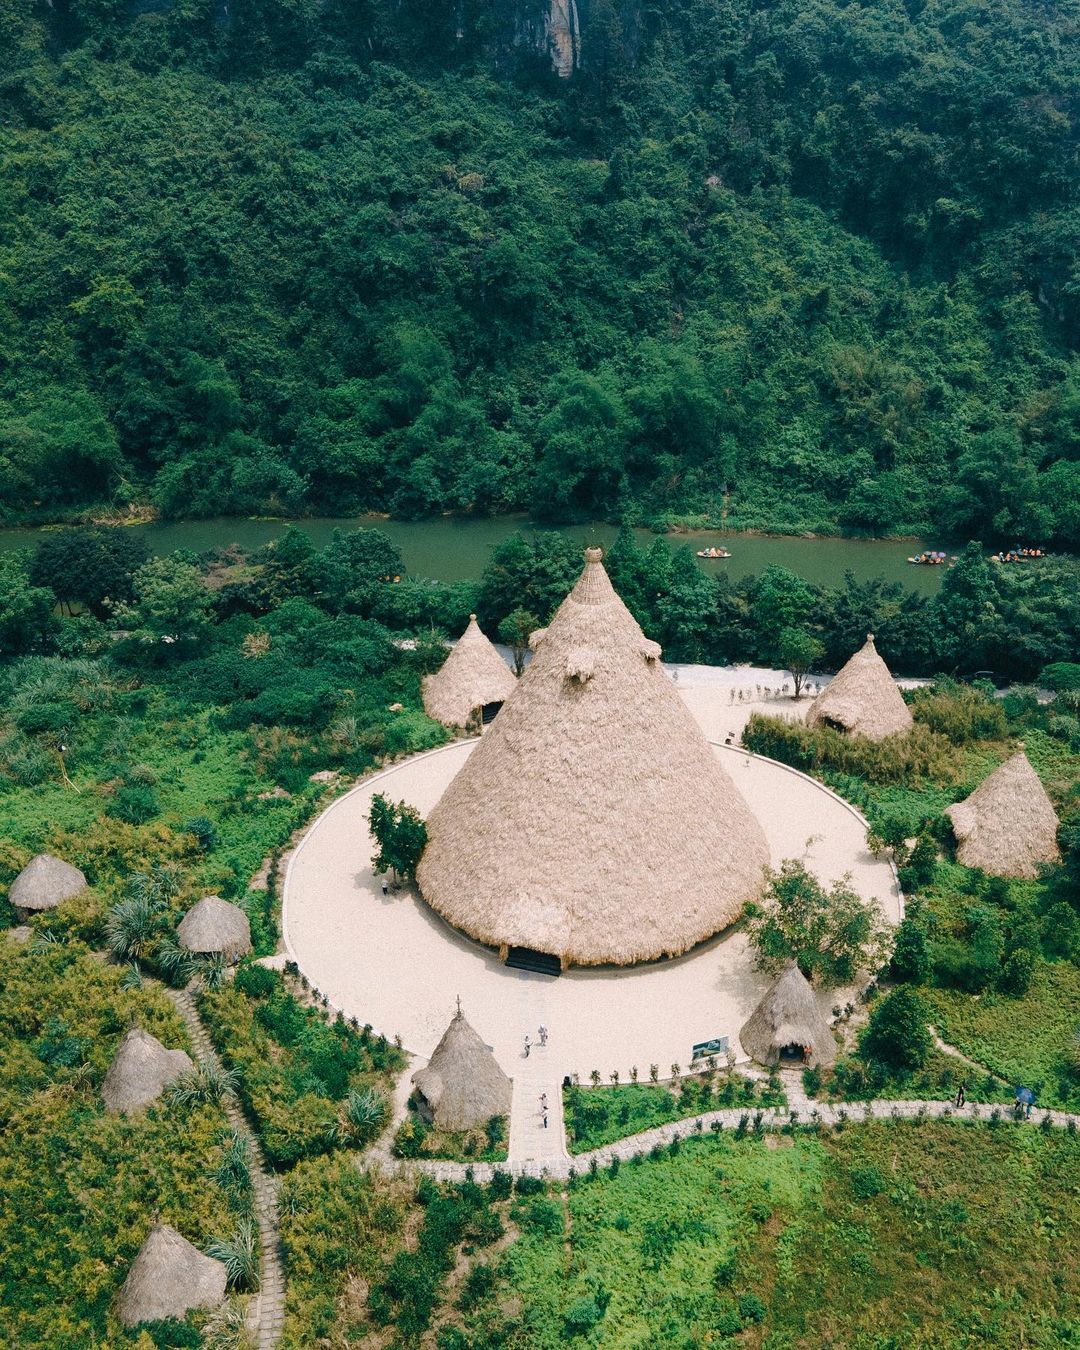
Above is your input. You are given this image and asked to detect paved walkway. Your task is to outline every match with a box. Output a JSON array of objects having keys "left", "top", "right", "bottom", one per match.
[
  {"left": 363, "top": 1091, "right": 1080, "bottom": 1184},
  {"left": 167, "top": 986, "right": 286, "bottom": 1349},
  {"left": 508, "top": 1039, "right": 567, "bottom": 1168}
]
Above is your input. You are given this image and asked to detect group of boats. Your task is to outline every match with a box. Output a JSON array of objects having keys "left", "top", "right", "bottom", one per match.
[
  {"left": 907, "top": 551, "right": 953, "bottom": 566},
  {"left": 908, "top": 546, "right": 1047, "bottom": 566}
]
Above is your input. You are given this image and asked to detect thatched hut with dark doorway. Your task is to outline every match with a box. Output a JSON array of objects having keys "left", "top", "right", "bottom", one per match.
[
  {"left": 177, "top": 895, "right": 252, "bottom": 961},
  {"left": 101, "top": 1028, "right": 193, "bottom": 1114},
  {"left": 739, "top": 963, "right": 837, "bottom": 1068},
  {"left": 416, "top": 549, "right": 769, "bottom": 967},
  {"left": 8, "top": 853, "right": 87, "bottom": 921},
  {"left": 411, "top": 1006, "right": 512, "bottom": 1132},
  {"left": 945, "top": 749, "right": 1059, "bottom": 879},
  {"left": 806, "top": 635, "right": 912, "bottom": 741},
  {"left": 422, "top": 614, "right": 518, "bottom": 729},
  {"left": 117, "top": 1224, "right": 227, "bottom": 1327}
]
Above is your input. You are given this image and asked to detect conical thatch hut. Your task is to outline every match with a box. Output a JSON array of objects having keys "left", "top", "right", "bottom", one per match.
[
  {"left": 416, "top": 549, "right": 769, "bottom": 966},
  {"left": 117, "top": 1224, "right": 227, "bottom": 1327},
  {"left": 101, "top": 1028, "right": 193, "bottom": 1113},
  {"left": 806, "top": 634, "right": 912, "bottom": 741},
  {"left": 8, "top": 853, "right": 87, "bottom": 919},
  {"left": 945, "top": 749, "right": 1060, "bottom": 878},
  {"left": 739, "top": 963, "right": 837, "bottom": 1068},
  {"left": 412, "top": 1007, "right": 512, "bottom": 1131},
  {"left": 177, "top": 895, "right": 252, "bottom": 960},
  {"left": 422, "top": 614, "right": 518, "bottom": 728}
]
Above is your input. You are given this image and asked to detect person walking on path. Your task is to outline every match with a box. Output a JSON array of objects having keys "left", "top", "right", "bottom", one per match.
[
  {"left": 523, "top": 1035, "right": 531, "bottom": 1059},
  {"left": 381, "top": 877, "right": 388, "bottom": 897},
  {"left": 543, "top": 1111, "right": 549, "bottom": 1129},
  {"left": 955, "top": 1082, "right": 966, "bottom": 1108},
  {"left": 539, "top": 1093, "right": 547, "bottom": 1112},
  {"left": 538, "top": 1025, "right": 548, "bottom": 1047}
]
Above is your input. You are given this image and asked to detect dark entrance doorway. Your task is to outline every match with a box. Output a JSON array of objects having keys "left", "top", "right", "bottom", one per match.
[
  {"left": 505, "top": 947, "right": 561, "bottom": 977},
  {"left": 481, "top": 701, "right": 503, "bottom": 725}
]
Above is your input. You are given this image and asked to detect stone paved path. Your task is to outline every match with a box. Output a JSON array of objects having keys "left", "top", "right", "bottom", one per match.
[
  {"left": 168, "top": 986, "right": 286, "bottom": 1349},
  {"left": 508, "top": 1037, "right": 567, "bottom": 1168},
  {"left": 365, "top": 1091, "right": 1079, "bottom": 1185}
]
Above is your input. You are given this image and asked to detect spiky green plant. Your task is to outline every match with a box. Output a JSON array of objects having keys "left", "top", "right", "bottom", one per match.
[
  {"left": 200, "top": 951, "right": 230, "bottom": 992},
  {"left": 214, "top": 1129, "right": 253, "bottom": 1202},
  {"left": 165, "top": 1060, "right": 240, "bottom": 1108},
  {"left": 119, "top": 961, "right": 144, "bottom": 990},
  {"left": 203, "top": 1297, "right": 256, "bottom": 1350},
  {"left": 340, "top": 1086, "right": 388, "bottom": 1145},
  {"left": 156, "top": 937, "right": 198, "bottom": 984},
  {"left": 27, "top": 930, "right": 65, "bottom": 954},
  {"left": 106, "top": 894, "right": 160, "bottom": 962},
  {"left": 206, "top": 1220, "right": 260, "bottom": 1291}
]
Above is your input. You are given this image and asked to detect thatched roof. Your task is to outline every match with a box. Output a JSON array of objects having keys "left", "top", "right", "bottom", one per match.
[
  {"left": 739, "top": 964, "right": 837, "bottom": 1068},
  {"left": 412, "top": 1008, "right": 512, "bottom": 1131},
  {"left": 945, "top": 749, "right": 1060, "bottom": 878},
  {"left": 8, "top": 854, "right": 87, "bottom": 913},
  {"left": 177, "top": 895, "right": 252, "bottom": 958},
  {"left": 417, "top": 548, "right": 769, "bottom": 966},
  {"left": 806, "top": 634, "right": 913, "bottom": 741},
  {"left": 101, "top": 1028, "right": 193, "bottom": 1113},
  {"left": 422, "top": 615, "right": 518, "bottom": 728},
  {"left": 117, "top": 1224, "right": 227, "bottom": 1327}
]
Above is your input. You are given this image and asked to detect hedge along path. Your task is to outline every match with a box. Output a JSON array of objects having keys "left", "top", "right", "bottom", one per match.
[
  {"left": 167, "top": 985, "right": 286, "bottom": 1350},
  {"left": 359, "top": 1096, "right": 1080, "bottom": 1186}
]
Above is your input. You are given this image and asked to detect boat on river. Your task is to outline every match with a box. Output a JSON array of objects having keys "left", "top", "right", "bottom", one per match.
[
  {"left": 907, "top": 551, "right": 952, "bottom": 565},
  {"left": 696, "top": 547, "right": 732, "bottom": 560}
]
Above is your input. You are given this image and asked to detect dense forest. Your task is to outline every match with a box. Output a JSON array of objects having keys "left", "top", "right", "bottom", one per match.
[{"left": 1, "top": 0, "right": 1078, "bottom": 540}]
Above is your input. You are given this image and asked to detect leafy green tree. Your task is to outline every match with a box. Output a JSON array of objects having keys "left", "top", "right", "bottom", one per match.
[
  {"left": 478, "top": 532, "right": 583, "bottom": 630},
  {"left": 110, "top": 555, "right": 213, "bottom": 654},
  {"left": 497, "top": 607, "right": 539, "bottom": 675},
  {"left": 369, "top": 794, "right": 428, "bottom": 885},
  {"left": 749, "top": 569, "right": 818, "bottom": 660},
  {"left": 744, "top": 861, "right": 891, "bottom": 989},
  {"left": 777, "top": 627, "right": 824, "bottom": 698},
  {"left": 316, "top": 528, "right": 404, "bottom": 615},
  {"left": 861, "top": 988, "right": 932, "bottom": 1069},
  {"left": 29, "top": 527, "right": 149, "bottom": 618},
  {"left": 888, "top": 917, "right": 929, "bottom": 985},
  {"left": 0, "top": 553, "right": 57, "bottom": 656},
  {"left": 0, "top": 392, "right": 122, "bottom": 507}
]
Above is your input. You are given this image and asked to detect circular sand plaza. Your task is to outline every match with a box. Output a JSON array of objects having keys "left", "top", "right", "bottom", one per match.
[{"left": 283, "top": 712, "right": 900, "bottom": 1090}]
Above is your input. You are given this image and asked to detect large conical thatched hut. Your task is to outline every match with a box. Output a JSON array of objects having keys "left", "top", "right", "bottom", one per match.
[
  {"left": 177, "top": 895, "right": 252, "bottom": 960},
  {"left": 806, "top": 634, "right": 912, "bottom": 741},
  {"left": 8, "top": 853, "right": 87, "bottom": 920},
  {"left": 117, "top": 1225, "right": 227, "bottom": 1327},
  {"left": 739, "top": 963, "right": 837, "bottom": 1068},
  {"left": 101, "top": 1028, "right": 193, "bottom": 1113},
  {"left": 422, "top": 614, "right": 518, "bottom": 728},
  {"left": 416, "top": 548, "right": 769, "bottom": 967},
  {"left": 411, "top": 1006, "right": 512, "bottom": 1131},
  {"left": 945, "top": 749, "right": 1060, "bottom": 878}
]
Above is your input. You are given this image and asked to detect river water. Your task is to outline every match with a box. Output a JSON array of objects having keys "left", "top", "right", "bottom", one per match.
[{"left": 0, "top": 516, "right": 948, "bottom": 595}]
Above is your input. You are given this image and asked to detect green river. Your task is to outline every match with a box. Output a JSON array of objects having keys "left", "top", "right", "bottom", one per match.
[{"left": 0, "top": 517, "right": 948, "bottom": 595}]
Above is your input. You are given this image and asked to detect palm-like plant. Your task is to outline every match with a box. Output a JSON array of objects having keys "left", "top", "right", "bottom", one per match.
[
  {"left": 203, "top": 1297, "right": 256, "bottom": 1350},
  {"left": 165, "top": 1060, "right": 240, "bottom": 1108},
  {"left": 206, "top": 1220, "right": 260, "bottom": 1291},
  {"left": 106, "top": 894, "right": 160, "bottom": 962},
  {"left": 119, "top": 961, "right": 144, "bottom": 990},
  {"left": 340, "top": 1086, "right": 388, "bottom": 1145},
  {"left": 27, "top": 931, "right": 65, "bottom": 954},
  {"left": 213, "top": 1129, "right": 253, "bottom": 1201},
  {"left": 127, "top": 863, "right": 185, "bottom": 909},
  {"left": 156, "top": 938, "right": 198, "bottom": 985},
  {"left": 199, "top": 951, "right": 230, "bottom": 992}
]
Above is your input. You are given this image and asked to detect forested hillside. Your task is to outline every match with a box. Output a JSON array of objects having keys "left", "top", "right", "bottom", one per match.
[{"left": 2, "top": 0, "right": 1078, "bottom": 540}]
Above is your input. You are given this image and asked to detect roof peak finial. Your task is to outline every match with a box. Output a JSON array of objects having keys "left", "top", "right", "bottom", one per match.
[
  {"left": 455, "top": 994, "right": 462, "bottom": 1017},
  {"left": 866, "top": 632, "right": 875, "bottom": 643},
  {"left": 468, "top": 613, "right": 477, "bottom": 622},
  {"left": 584, "top": 547, "right": 603, "bottom": 563}
]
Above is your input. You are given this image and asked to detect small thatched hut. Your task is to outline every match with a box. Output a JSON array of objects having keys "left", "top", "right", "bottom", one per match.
[
  {"left": 417, "top": 549, "right": 769, "bottom": 967},
  {"left": 117, "top": 1224, "right": 227, "bottom": 1327},
  {"left": 101, "top": 1028, "right": 193, "bottom": 1113},
  {"left": 740, "top": 963, "right": 837, "bottom": 1068},
  {"left": 945, "top": 749, "right": 1060, "bottom": 878},
  {"left": 412, "top": 1007, "right": 512, "bottom": 1132},
  {"left": 8, "top": 854, "right": 87, "bottom": 920},
  {"left": 422, "top": 614, "right": 518, "bottom": 728},
  {"left": 806, "top": 634, "right": 912, "bottom": 741},
  {"left": 177, "top": 895, "right": 252, "bottom": 960}
]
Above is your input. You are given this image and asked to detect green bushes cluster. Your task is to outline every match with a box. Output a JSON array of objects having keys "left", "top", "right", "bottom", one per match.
[
  {"left": 743, "top": 713, "right": 962, "bottom": 786},
  {"left": 198, "top": 967, "right": 403, "bottom": 1167}
]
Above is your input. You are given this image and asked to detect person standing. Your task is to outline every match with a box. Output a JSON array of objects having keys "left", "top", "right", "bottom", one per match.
[
  {"left": 538, "top": 1024, "right": 548, "bottom": 1047},
  {"left": 523, "top": 1035, "right": 531, "bottom": 1059},
  {"left": 955, "top": 1082, "right": 966, "bottom": 1108},
  {"left": 381, "top": 877, "right": 388, "bottom": 897},
  {"left": 543, "top": 1111, "right": 548, "bottom": 1129}
]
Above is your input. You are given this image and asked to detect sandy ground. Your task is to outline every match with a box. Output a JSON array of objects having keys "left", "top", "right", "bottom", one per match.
[{"left": 282, "top": 679, "right": 900, "bottom": 1107}]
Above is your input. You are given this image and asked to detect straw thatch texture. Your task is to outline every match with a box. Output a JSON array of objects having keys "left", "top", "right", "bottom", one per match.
[
  {"left": 417, "top": 548, "right": 769, "bottom": 966},
  {"left": 945, "top": 750, "right": 1060, "bottom": 878},
  {"left": 101, "top": 1028, "right": 193, "bottom": 1113},
  {"left": 412, "top": 1008, "right": 512, "bottom": 1131},
  {"left": 806, "top": 634, "right": 912, "bottom": 741},
  {"left": 739, "top": 963, "right": 837, "bottom": 1068},
  {"left": 117, "top": 1224, "right": 227, "bottom": 1327},
  {"left": 8, "top": 854, "right": 87, "bottom": 915},
  {"left": 422, "top": 615, "right": 518, "bottom": 728},
  {"left": 177, "top": 895, "right": 252, "bottom": 958}
]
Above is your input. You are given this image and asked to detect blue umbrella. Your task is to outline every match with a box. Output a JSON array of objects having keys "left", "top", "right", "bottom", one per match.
[{"left": 1015, "top": 1087, "right": 1035, "bottom": 1106}]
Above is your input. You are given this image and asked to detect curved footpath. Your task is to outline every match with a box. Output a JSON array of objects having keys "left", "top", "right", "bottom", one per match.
[
  {"left": 167, "top": 986, "right": 286, "bottom": 1350},
  {"left": 365, "top": 1092, "right": 1080, "bottom": 1185}
]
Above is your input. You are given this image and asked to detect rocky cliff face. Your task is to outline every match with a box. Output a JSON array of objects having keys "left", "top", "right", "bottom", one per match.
[{"left": 546, "top": 0, "right": 580, "bottom": 77}]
